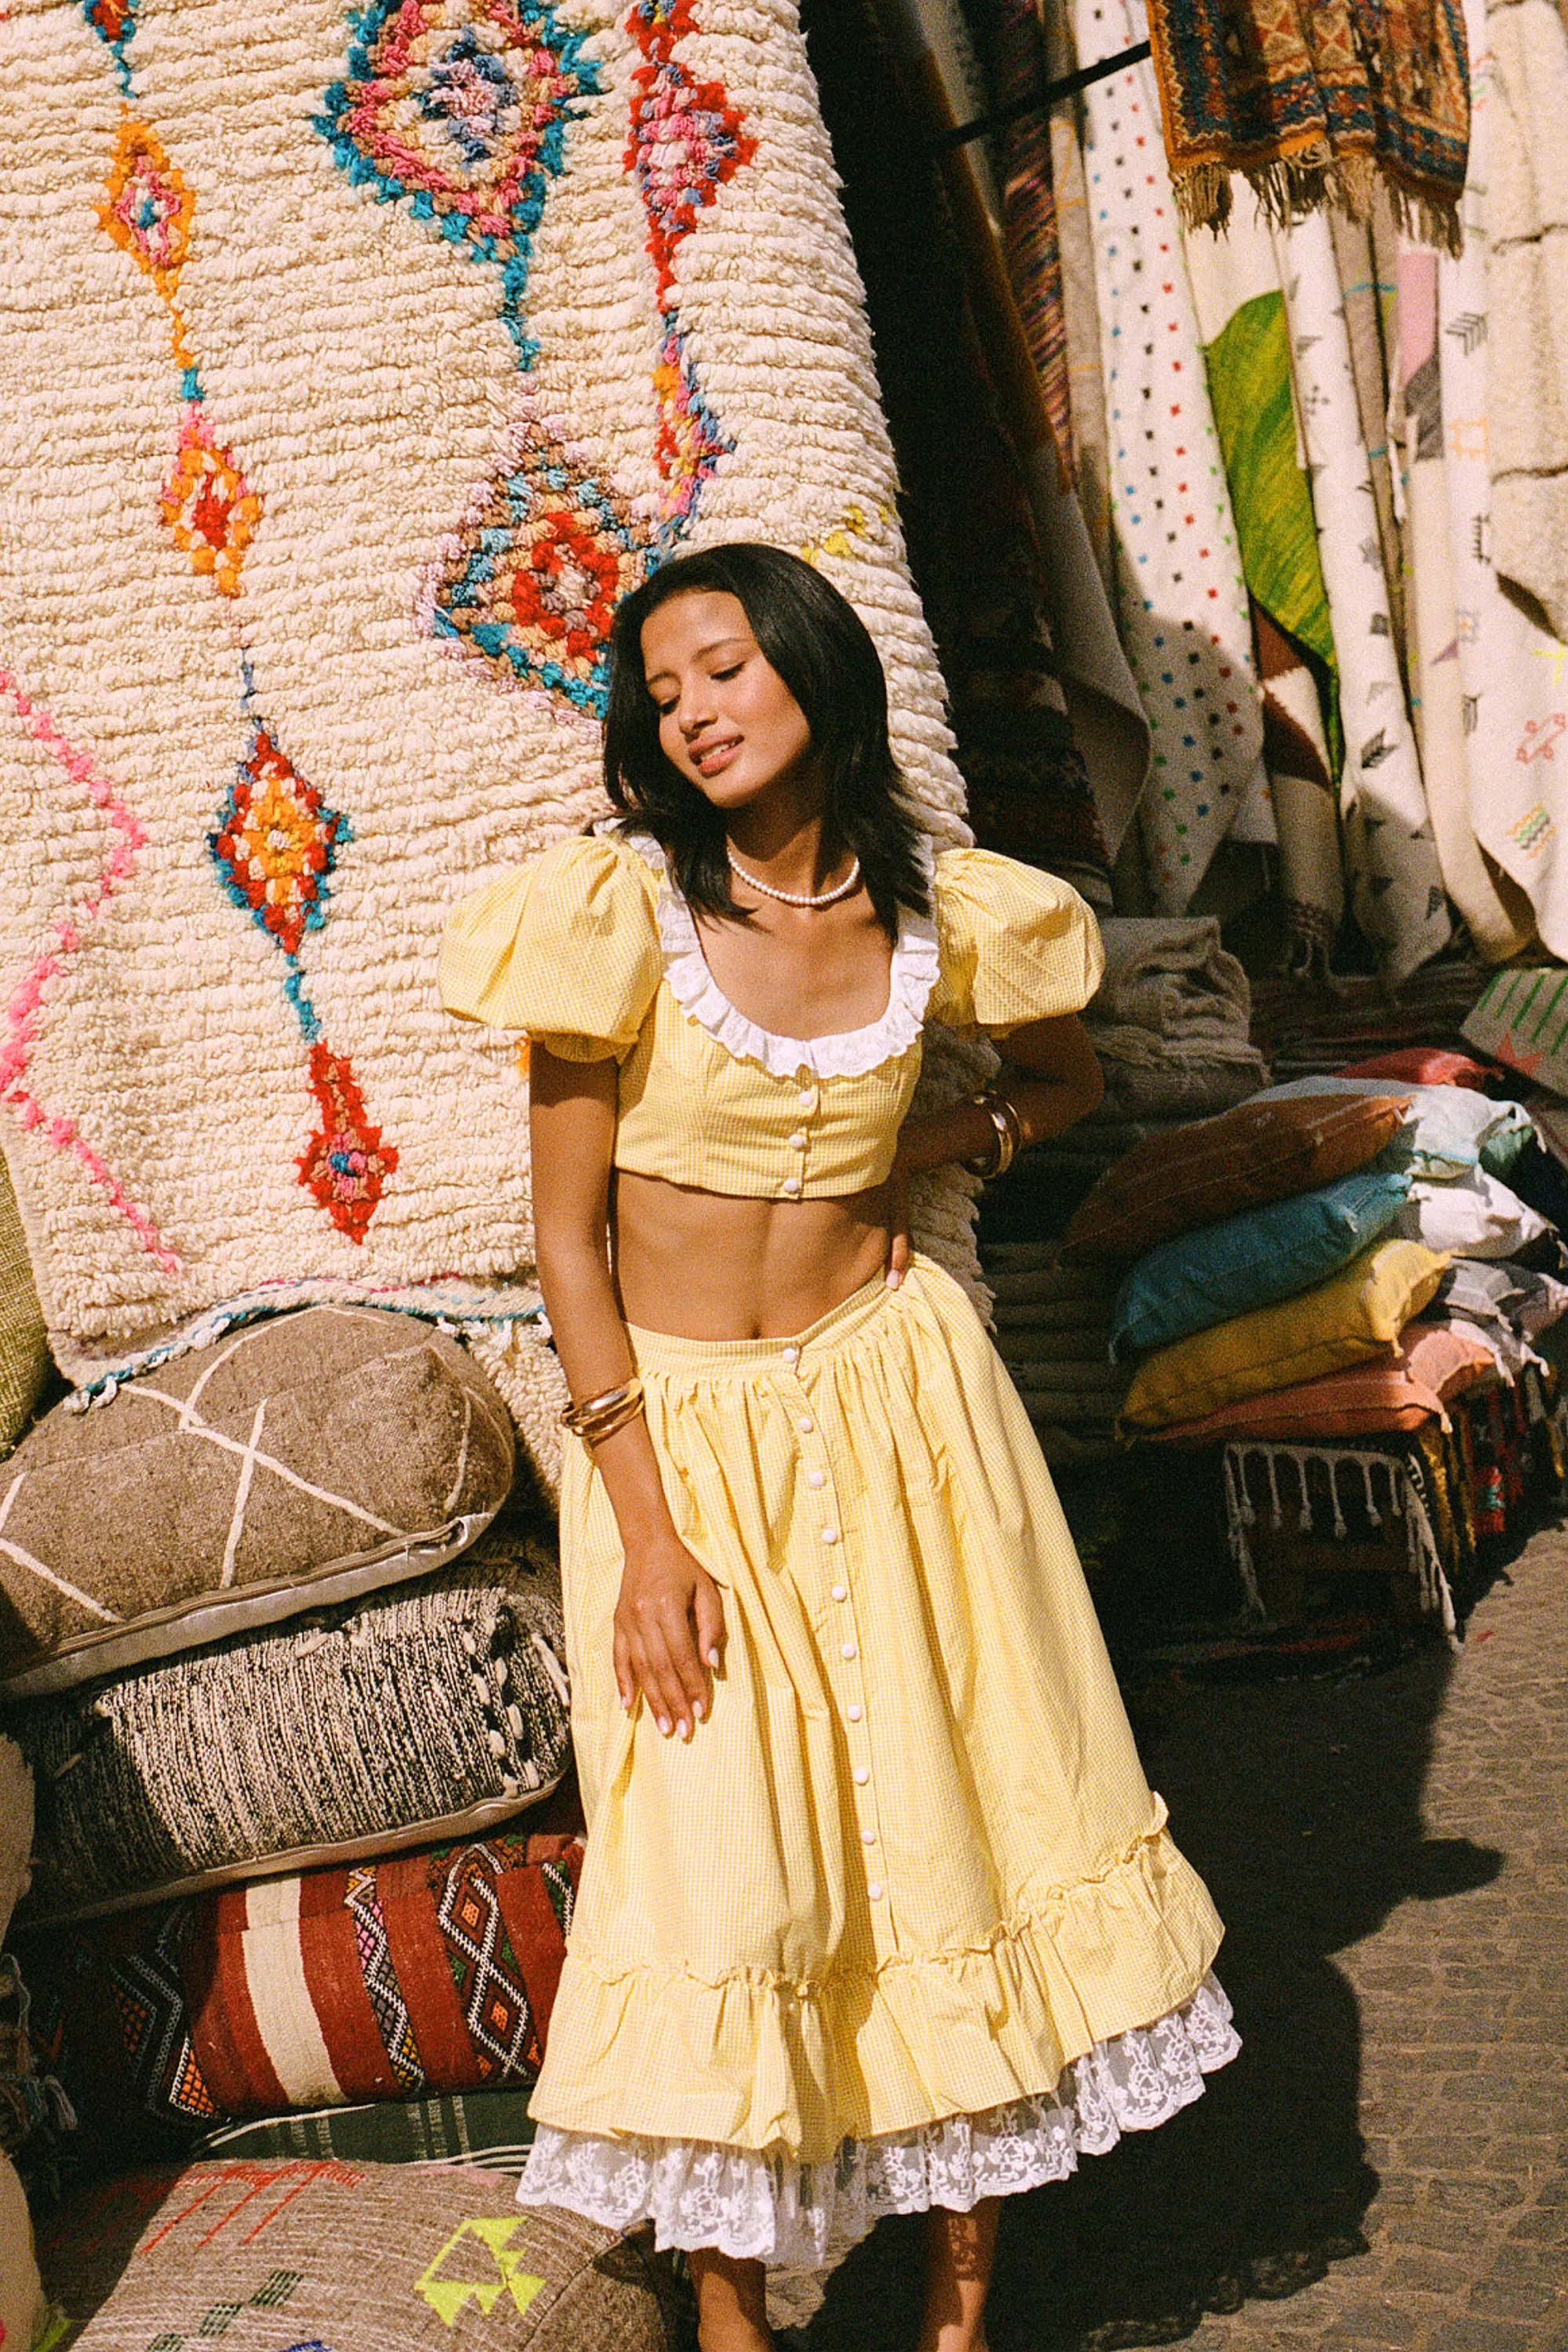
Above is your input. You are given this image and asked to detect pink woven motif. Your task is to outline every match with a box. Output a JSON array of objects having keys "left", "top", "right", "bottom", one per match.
[{"left": 0, "top": 667, "right": 174, "bottom": 1271}]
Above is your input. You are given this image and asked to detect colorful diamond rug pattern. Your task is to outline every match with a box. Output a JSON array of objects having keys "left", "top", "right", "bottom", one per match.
[{"left": 0, "top": 0, "right": 980, "bottom": 1381}]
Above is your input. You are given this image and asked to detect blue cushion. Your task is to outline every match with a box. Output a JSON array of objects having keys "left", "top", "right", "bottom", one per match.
[{"left": 1110, "top": 1168, "right": 1414, "bottom": 1360}]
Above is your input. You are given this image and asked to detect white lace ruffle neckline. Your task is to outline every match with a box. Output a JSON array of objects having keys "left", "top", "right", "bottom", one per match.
[
  {"left": 619, "top": 829, "right": 940, "bottom": 1081},
  {"left": 517, "top": 1973, "right": 1239, "bottom": 2267}
]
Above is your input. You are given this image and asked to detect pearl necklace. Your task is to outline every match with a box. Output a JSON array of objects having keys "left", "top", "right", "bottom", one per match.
[{"left": 727, "top": 850, "right": 862, "bottom": 909}]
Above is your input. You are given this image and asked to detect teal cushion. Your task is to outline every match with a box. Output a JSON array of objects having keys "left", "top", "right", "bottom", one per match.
[{"left": 1110, "top": 1168, "right": 1413, "bottom": 1360}]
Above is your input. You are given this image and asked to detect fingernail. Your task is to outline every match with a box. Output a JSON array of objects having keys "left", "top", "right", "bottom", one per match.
[
  {"left": 620, "top": 1692, "right": 632, "bottom": 1711},
  {"left": 677, "top": 1719, "right": 691, "bottom": 1740},
  {"left": 706, "top": 1648, "right": 720, "bottom": 1668},
  {"left": 885, "top": 1270, "right": 902, "bottom": 1290},
  {"left": 694, "top": 1697, "right": 706, "bottom": 1720},
  {"left": 657, "top": 1715, "right": 671, "bottom": 1736}
]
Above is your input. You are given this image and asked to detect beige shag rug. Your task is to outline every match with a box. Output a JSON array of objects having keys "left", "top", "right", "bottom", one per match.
[{"left": 0, "top": 0, "right": 984, "bottom": 1470}]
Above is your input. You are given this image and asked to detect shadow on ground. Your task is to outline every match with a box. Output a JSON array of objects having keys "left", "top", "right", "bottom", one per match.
[{"left": 798, "top": 1640, "right": 1501, "bottom": 2351}]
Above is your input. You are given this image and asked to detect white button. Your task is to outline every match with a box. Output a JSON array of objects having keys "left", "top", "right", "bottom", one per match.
[
  {"left": 797, "top": 1415, "right": 814, "bottom": 1434},
  {"left": 862, "top": 1828, "right": 877, "bottom": 1845},
  {"left": 840, "top": 1641, "right": 857, "bottom": 1661},
  {"left": 867, "top": 1880, "right": 884, "bottom": 1900},
  {"left": 798, "top": 1087, "right": 815, "bottom": 1109},
  {"left": 821, "top": 1526, "right": 840, "bottom": 1545},
  {"left": 848, "top": 1704, "right": 863, "bottom": 1722},
  {"left": 831, "top": 1584, "right": 848, "bottom": 1602},
  {"left": 853, "top": 1766, "right": 869, "bottom": 1785},
  {"left": 808, "top": 1468, "right": 826, "bottom": 1490},
  {"left": 789, "top": 1131, "right": 807, "bottom": 1150},
  {"left": 782, "top": 1176, "right": 801, "bottom": 1196},
  {"left": 781, "top": 1345, "right": 800, "bottom": 1364}
]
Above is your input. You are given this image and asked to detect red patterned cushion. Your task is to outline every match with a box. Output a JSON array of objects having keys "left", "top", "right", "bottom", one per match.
[{"left": 17, "top": 1828, "right": 583, "bottom": 2172}]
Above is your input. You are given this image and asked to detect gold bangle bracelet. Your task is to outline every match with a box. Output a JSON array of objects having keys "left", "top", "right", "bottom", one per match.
[
  {"left": 962, "top": 1091, "right": 1018, "bottom": 1180},
  {"left": 579, "top": 1392, "right": 648, "bottom": 1448},
  {"left": 560, "top": 1376, "right": 643, "bottom": 1434}
]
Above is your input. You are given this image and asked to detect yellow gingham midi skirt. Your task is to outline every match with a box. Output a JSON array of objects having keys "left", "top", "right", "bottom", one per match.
[{"left": 530, "top": 1254, "right": 1225, "bottom": 2165}]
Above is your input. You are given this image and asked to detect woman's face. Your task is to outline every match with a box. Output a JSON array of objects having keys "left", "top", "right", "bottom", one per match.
[{"left": 641, "top": 590, "right": 818, "bottom": 815}]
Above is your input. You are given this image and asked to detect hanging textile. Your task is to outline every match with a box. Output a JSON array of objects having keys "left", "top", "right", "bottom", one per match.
[
  {"left": 1042, "top": 2, "right": 1116, "bottom": 594},
  {"left": 1485, "top": 0, "right": 1568, "bottom": 644},
  {"left": 1395, "top": 244, "right": 1534, "bottom": 957},
  {"left": 1328, "top": 193, "right": 1408, "bottom": 666},
  {"left": 1436, "top": 0, "right": 1566, "bottom": 953},
  {"left": 800, "top": 0, "right": 1114, "bottom": 903},
  {"left": 1274, "top": 212, "right": 1453, "bottom": 983},
  {"left": 1183, "top": 206, "right": 1341, "bottom": 966},
  {"left": 877, "top": 0, "right": 1149, "bottom": 881},
  {"left": 1142, "top": 0, "right": 1471, "bottom": 254},
  {"left": 992, "top": 0, "right": 1075, "bottom": 488},
  {"left": 1073, "top": 0, "right": 1265, "bottom": 914}
]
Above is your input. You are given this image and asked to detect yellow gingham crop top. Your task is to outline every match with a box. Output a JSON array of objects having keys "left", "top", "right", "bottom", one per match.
[{"left": 439, "top": 831, "right": 1103, "bottom": 1200}]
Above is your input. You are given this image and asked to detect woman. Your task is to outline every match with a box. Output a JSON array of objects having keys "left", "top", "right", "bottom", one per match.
[{"left": 440, "top": 544, "right": 1236, "bottom": 2352}]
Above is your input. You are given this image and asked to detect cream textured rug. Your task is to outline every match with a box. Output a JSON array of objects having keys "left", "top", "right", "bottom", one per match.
[{"left": 0, "top": 0, "right": 982, "bottom": 1412}]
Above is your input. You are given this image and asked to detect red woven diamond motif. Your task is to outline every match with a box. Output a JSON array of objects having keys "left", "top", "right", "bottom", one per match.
[{"left": 298, "top": 1044, "right": 397, "bottom": 1245}]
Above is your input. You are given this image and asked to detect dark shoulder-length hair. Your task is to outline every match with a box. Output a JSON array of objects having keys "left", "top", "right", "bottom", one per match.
[{"left": 602, "top": 542, "right": 931, "bottom": 938}]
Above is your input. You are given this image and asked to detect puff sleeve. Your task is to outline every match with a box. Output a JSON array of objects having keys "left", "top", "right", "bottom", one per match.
[
  {"left": 438, "top": 836, "right": 662, "bottom": 1062},
  {"left": 927, "top": 847, "right": 1105, "bottom": 1033}
]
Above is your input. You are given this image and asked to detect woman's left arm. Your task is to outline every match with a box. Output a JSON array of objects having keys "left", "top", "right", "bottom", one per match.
[{"left": 884, "top": 1014, "right": 1103, "bottom": 1285}]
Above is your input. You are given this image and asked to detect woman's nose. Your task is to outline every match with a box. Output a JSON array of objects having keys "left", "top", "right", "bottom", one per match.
[{"left": 680, "top": 686, "right": 716, "bottom": 735}]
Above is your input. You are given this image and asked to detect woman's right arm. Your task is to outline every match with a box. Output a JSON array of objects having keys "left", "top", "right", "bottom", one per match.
[{"left": 529, "top": 1044, "right": 725, "bottom": 1741}]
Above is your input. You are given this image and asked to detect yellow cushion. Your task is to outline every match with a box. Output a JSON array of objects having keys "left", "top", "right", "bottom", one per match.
[{"left": 1121, "top": 1239, "right": 1450, "bottom": 1431}]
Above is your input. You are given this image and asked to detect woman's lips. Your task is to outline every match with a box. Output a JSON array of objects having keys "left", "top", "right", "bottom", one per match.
[{"left": 691, "top": 737, "right": 741, "bottom": 776}]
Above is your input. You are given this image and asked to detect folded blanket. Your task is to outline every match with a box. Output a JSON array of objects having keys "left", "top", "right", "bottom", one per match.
[
  {"left": 1096, "top": 1054, "right": 1270, "bottom": 1123},
  {"left": 1091, "top": 916, "right": 1252, "bottom": 1037}
]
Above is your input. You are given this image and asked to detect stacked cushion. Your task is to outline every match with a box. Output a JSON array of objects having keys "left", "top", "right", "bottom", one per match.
[
  {"left": 1145, "top": 1327, "right": 1497, "bottom": 1446},
  {"left": 10, "top": 1531, "right": 569, "bottom": 1922},
  {"left": 1109, "top": 1170, "right": 1412, "bottom": 1359},
  {"left": 36, "top": 2159, "right": 677, "bottom": 2350},
  {"left": 15, "top": 1830, "right": 582, "bottom": 2169},
  {"left": 0, "top": 1307, "right": 516, "bottom": 1697},
  {"left": 1063, "top": 1092, "right": 1411, "bottom": 1258},
  {"left": 1120, "top": 1240, "right": 1449, "bottom": 1432}
]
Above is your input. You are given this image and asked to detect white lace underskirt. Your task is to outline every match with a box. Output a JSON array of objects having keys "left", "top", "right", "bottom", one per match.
[{"left": 517, "top": 1973, "right": 1239, "bottom": 2265}]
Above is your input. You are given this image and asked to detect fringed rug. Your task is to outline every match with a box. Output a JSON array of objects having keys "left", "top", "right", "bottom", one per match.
[
  {"left": 0, "top": 0, "right": 980, "bottom": 1377},
  {"left": 1145, "top": 0, "right": 1470, "bottom": 254}
]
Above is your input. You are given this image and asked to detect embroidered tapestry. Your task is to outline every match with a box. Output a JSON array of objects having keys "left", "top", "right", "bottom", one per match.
[
  {"left": 0, "top": 0, "right": 976, "bottom": 1370},
  {"left": 1144, "top": 0, "right": 1471, "bottom": 255},
  {"left": 1272, "top": 212, "right": 1451, "bottom": 984},
  {"left": 1071, "top": 5, "right": 1265, "bottom": 915}
]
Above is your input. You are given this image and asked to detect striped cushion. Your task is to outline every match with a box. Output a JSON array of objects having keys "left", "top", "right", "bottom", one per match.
[
  {"left": 15, "top": 1829, "right": 583, "bottom": 2174},
  {"left": 1063, "top": 1093, "right": 1412, "bottom": 1258}
]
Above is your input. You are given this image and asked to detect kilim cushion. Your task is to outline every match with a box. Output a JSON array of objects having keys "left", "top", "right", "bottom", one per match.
[
  {"left": 36, "top": 2160, "right": 676, "bottom": 2351},
  {"left": 197, "top": 2085, "right": 539, "bottom": 2174},
  {"left": 16, "top": 1833, "right": 583, "bottom": 2169},
  {"left": 1144, "top": 1339, "right": 1454, "bottom": 1445},
  {"left": 1063, "top": 1094, "right": 1412, "bottom": 1259},
  {"left": 0, "top": 1307, "right": 514, "bottom": 1697},
  {"left": 0, "top": 0, "right": 982, "bottom": 1379},
  {"left": 1120, "top": 1240, "right": 1450, "bottom": 1432},
  {"left": 0, "top": 1157, "right": 49, "bottom": 1459},
  {"left": 10, "top": 1535, "right": 569, "bottom": 1922}
]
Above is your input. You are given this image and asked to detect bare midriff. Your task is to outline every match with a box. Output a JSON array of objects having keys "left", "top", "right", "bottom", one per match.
[{"left": 611, "top": 1168, "right": 892, "bottom": 1341}]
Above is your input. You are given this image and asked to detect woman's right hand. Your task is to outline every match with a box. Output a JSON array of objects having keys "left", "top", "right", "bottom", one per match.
[{"left": 614, "top": 1534, "right": 728, "bottom": 1739}]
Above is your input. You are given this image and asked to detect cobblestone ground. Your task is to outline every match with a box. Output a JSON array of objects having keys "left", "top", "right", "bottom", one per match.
[{"left": 770, "top": 1518, "right": 1568, "bottom": 2351}]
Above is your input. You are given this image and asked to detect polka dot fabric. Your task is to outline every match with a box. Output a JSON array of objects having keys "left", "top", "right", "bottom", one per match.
[{"left": 1073, "top": 0, "right": 1263, "bottom": 911}]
